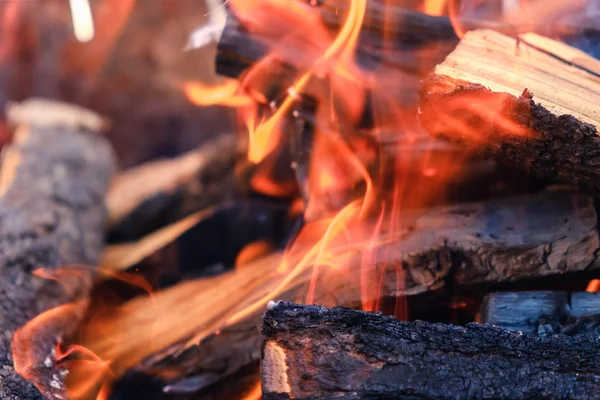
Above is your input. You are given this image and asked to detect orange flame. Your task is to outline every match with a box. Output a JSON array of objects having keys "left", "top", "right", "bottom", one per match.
[
  {"left": 19, "top": 0, "right": 591, "bottom": 397},
  {"left": 183, "top": 79, "right": 254, "bottom": 107}
]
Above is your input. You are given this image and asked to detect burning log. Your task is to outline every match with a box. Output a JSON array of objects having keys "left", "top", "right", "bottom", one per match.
[
  {"left": 480, "top": 291, "right": 600, "bottom": 336},
  {"left": 419, "top": 30, "right": 600, "bottom": 196},
  {"left": 4, "top": 99, "right": 115, "bottom": 399},
  {"left": 261, "top": 301, "right": 600, "bottom": 399},
  {"left": 98, "top": 189, "right": 600, "bottom": 396},
  {"left": 216, "top": 3, "right": 599, "bottom": 80}
]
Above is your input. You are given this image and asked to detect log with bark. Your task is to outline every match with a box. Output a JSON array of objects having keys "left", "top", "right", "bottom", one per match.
[
  {"left": 101, "top": 189, "right": 600, "bottom": 396},
  {"left": 419, "top": 30, "right": 600, "bottom": 196},
  {"left": 106, "top": 132, "right": 248, "bottom": 242},
  {"left": 480, "top": 291, "right": 600, "bottom": 336},
  {"left": 261, "top": 301, "right": 600, "bottom": 400},
  {"left": 1, "top": 99, "right": 115, "bottom": 399}
]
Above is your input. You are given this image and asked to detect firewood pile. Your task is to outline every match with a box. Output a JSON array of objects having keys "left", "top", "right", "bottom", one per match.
[{"left": 3, "top": 0, "right": 600, "bottom": 399}]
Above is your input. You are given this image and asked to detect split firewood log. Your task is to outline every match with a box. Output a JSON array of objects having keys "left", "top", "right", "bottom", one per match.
[
  {"left": 106, "top": 132, "right": 247, "bottom": 242},
  {"left": 82, "top": 189, "right": 600, "bottom": 396},
  {"left": 262, "top": 301, "right": 600, "bottom": 399},
  {"left": 480, "top": 291, "right": 600, "bottom": 335},
  {"left": 3, "top": 99, "right": 115, "bottom": 400},
  {"left": 419, "top": 30, "right": 600, "bottom": 196}
]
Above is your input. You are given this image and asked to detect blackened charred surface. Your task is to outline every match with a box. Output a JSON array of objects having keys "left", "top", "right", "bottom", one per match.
[
  {"left": 109, "top": 191, "right": 600, "bottom": 398},
  {"left": 0, "top": 119, "right": 114, "bottom": 399},
  {"left": 262, "top": 302, "right": 600, "bottom": 399},
  {"left": 123, "top": 318, "right": 262, "bottom": 397},
  {"left": 420, "top": 75, "right": 600, "bottom": 197},
  {"left": 111, "top": 363, "right": 261, "bottom": 400}
]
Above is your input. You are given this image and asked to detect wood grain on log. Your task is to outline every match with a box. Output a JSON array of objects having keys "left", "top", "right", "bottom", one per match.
[
  {"left": 3, "top": 99, "right": 115, "bottom": 400},
  {"left": 419, "top": 30, "right": 600, "bottom": 196},
  {"left": 104, "top": 189, "right": 600, "bottom": 396},
  {"left": 262, "top": 301, "right": 600, "bottom": 399}
]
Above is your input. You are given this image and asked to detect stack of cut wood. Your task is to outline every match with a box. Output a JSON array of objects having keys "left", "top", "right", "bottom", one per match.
[
  {"left": 257, "top": 20, "right": 600, "bottom": 400},
  {"left": 11, "top": 3, "right": 600, "bottom": 400},
  {"left": 94, "top": 27, "right": 600, "bottom": 400}
]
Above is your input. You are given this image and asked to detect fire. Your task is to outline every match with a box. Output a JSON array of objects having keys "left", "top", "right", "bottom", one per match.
[
  {"left": 423, "top": 0, "right": 448, "bottom": 16},
  {"left": 183, "top": 79, "right": 254, "bottom": 108},
  {"left": 14, "top": 0, "right": 598, "bottom": 397}
]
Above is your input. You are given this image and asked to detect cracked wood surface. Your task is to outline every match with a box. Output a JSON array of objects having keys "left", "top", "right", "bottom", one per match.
[
  {"left": 262, "top": 301, "right": 600, "bottom": 399},
  {"left": 419, "top": 30, "right": 600, "bottom": 196},
  {"left": 112, "top": 190, "right": 599, "bottom": 396},
  {"left": 0, "top": 100, "right": 115, "bottom": 400}
]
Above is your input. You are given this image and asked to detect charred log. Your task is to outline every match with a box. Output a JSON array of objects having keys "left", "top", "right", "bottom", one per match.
[
  {"left": 4, "top": 99, "right": 115, "bottom": 399},
  {"left": 419, "top": 30, "right": 600, "bottom": 196},
  {"left": 105, "top": 189, "right": 600, "bottom": 396},
  {"left": 262, "top": 301, "right": 600, "bottom": 400}
]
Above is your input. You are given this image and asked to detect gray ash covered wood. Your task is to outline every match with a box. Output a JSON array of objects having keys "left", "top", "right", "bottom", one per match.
[
  {"left": 0, "top": 99, "right": 115, "bottom": 400},
  {"left": 262, "top": 301, "right": 600, "bottom": 399},
  {"left": 481, "top": 291, "right": 600, "bottom": 336}
]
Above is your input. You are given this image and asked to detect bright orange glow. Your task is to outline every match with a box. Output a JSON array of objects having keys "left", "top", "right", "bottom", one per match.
[
  {"left": 423, "top": 0, "right": 447, "bottom": 16},
  {"left": 587, "top": 279, "right": 600, "bottom": 292},
  {"left": 183, "top": 79, "right": 254, "bottom": 107},
  {"left": 240, "top": 380, "right": 262, "bottom": 400}
]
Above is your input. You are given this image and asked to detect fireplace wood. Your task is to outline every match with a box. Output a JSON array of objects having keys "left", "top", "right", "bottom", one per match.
[
  {"left": 261, "top": 301, "right": 600, "bottom": 399},
  {"left": 106, "top": 190, "right": 600, "bottom": 396},
  {"left": 106, "top": 132, "right": 246, "bottom": 242},
  {"left": 3, "top": 99, "right": 115, "bottom": 399},
  {"left": 419, "top": 30, "right": 600, "bottom": 197},
  {"left": 480, "top": 291, "right": 600, "bottom": 336}
]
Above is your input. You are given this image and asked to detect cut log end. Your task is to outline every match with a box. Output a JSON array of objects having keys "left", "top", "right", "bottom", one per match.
[{"left": 420, "top": 30, "right": 600, "bottom": 196}]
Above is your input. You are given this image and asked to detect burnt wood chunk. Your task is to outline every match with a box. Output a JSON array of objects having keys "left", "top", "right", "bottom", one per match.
[
  {"left": 419, "top": 30, "right": 600, "bottom": 196},
  {"left": 262, "top": 301, "right": 600, "bottom": 400},
  {"left": 3, "top": 99, "right": 115, "bottom": 400},
  {"left": 106, "top": 190, "right": 600, "bottom": 396},
  {"left": 481, "top": 291, "right": 600, "bottom": 336}
]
